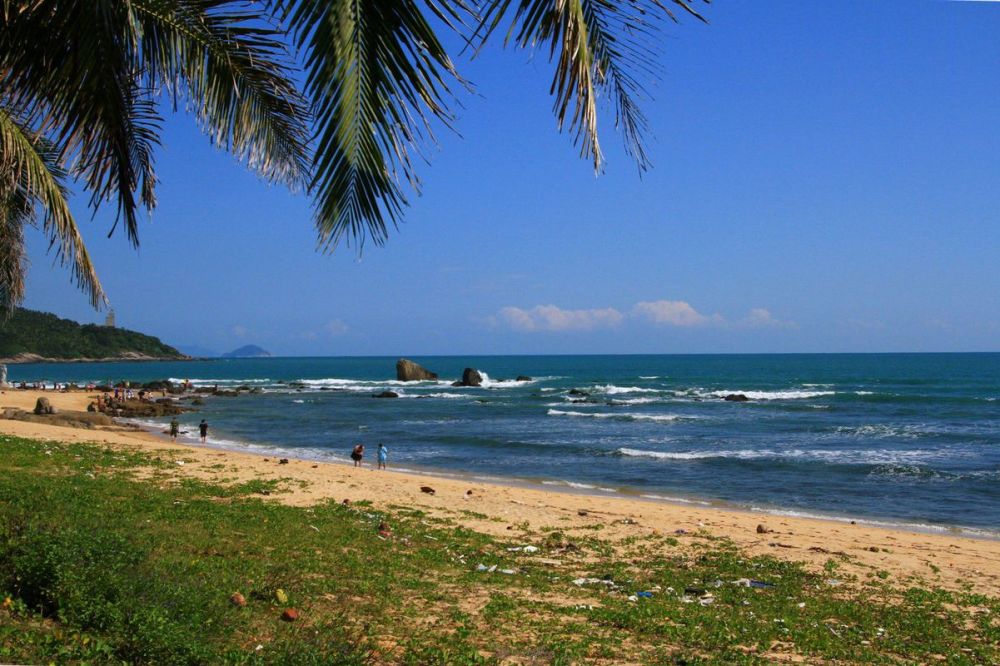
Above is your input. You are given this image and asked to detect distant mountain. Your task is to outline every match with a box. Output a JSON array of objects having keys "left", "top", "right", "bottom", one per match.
[
  {"left": 221, "top": 344, "right": 271, "bottom": 358},
  {"left": 0, "top": 309, "right": 188, "bottom": 363}
]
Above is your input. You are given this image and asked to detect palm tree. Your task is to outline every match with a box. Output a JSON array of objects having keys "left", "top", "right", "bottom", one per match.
[{"left": 0, "top": 0, "right": 705, "bottom": 317}]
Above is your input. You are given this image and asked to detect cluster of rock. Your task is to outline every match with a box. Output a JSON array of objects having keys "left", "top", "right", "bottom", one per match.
[
  {"left": 0, "top": 397, "right": 114, "bottom": 430},
  {"left": 394, "top": 358, "right": 531, "bottom": 389}
]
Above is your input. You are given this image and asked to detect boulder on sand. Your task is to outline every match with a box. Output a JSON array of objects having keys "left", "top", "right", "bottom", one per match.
[
  {"left": 33, "top": 397, "right": 56, "bottom": 415},
  {"left": 396, "top": 358, "right": 438, "bottom": 381}
]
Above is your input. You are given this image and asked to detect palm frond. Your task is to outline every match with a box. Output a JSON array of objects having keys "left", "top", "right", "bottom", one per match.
[
  {"left": 0, "top": 107, "right": 106, "bottom": 316},
  {"left": 0, "top": 177, "right": 29, "bottom": 319},
  {"left": 0, "top": 0, "right": 161, "bottom": 245},
  {"left": 130, "top": 0, "right": 311, "bottom": 189},
  {"left": 276, "top": 0, "right": 465, "bottom": 249},
  {"left": 478, "top": 0, "right": 707, "bottom": 172}
]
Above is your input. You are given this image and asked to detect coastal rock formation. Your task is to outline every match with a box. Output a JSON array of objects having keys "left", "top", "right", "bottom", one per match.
[
  {"left": 396, "top": 358, "right": 438, "bottom": 381},
  {"left": 115, "top": 400, "right": 185, "bottom": 417},
  {"left": 373, "top": 391, "right": 399, "bottom": 398},
  {"left": 724, "top": 394, "right": 750, "bottom": 402},
  {"left": 516, "top": 375, "right": 532, "bottom": 382},
  {"left": 459, "top": 368, "right": 483, "bottom": 387},
  {"left": 33, "top": 397, "right": 56, "bottom": 415},
  {"left": 568, "top": 389, "right": 590, "bottom": 397},
  {"left": 6, "top": 408, "right": 113, "bottom": 429}
]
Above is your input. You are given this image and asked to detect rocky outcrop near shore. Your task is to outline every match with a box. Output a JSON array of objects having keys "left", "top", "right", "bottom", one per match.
[
  {"left": 396, "top": 359, "right": 438, "bottom": 381},
  {"left": 2, "top": 408, "right": 114, "bottom": 429},
  {"left": 455, "top": 368, "right": 483, "bottom": 387}
]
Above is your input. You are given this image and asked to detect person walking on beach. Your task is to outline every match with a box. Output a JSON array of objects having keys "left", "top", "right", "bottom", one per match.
[
  {"left": 169, "top": 417, "right": 179, "bottom": 440},
  {"left": 350, "top": 443, "right": 364, "bottom": 467},
  {"left": 199, "top": 419, "right": 209, "bottom": 443},
  {"left": 377, "top": 443, "right": 388, "bottom": 470}
]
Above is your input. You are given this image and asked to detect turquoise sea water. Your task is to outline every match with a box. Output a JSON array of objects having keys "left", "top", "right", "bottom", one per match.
[{"left": 10, "top": 354, "right": 1000, "bottom": 535}]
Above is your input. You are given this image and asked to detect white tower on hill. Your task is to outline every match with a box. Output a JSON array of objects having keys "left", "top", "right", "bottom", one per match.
[{"left": 105, "top": 309, "right": 116, "bottom": 328}]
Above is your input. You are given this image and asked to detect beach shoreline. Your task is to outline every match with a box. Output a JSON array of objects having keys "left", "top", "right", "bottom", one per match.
[
  {"left": 128, "top": 411, "right": 1000, "bottom": 542},
  {"left": 3, "top": 387, "right": 1000, "bottom": 597}
]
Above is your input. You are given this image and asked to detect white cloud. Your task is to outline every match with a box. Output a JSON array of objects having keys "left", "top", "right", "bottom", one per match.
[
  {"left": 740, "top": 308, "right": 796, "bottom": 329},
  {"left": 632, "top": 300, "right": 718, "bottom": 327},
  {"left": 325, "top": 319, "right": 349, "bottom": 336},
  {"left": 499, "top": 305, "right": 624, "bottom": 332}
]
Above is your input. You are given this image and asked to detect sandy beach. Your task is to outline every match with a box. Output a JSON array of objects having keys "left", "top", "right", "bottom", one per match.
[{"left": 3, "top": 387, "right": 999, "bottom": 598}]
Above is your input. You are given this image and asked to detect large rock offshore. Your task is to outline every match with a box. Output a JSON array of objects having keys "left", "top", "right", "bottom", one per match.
[
  {"left": 396, "top": 358, "right": 438, "bottom": 381},
  {"left": 459, "top": 368, "right": 484, "bottom": 387}
]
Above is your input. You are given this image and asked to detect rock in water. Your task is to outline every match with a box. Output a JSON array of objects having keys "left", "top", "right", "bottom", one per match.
[
  {"left": 460, "top": 368, "right": 483, "bottom": 387},
  {"left": 396, "top": 358, "right": 438, "bottom": 381},
  {"left": 515, "top": 375, "right": 532, "bottom": 382},
  {"left": 724, "top": 394, "right": 750, "bottom": 402},
  {"left": 373, "top": 391, "right": 399, "bottom": 398},
  {"left": 33, "top": 397, "right": 56, "bottom": 415}
]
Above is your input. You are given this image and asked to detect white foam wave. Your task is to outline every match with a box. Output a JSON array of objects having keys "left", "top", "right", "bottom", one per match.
[
  {"left": 834, "top": 424, "right": 923, "bottom": 439},
  {"left": 607, "top": 397, "right": 661, "bottom": 405},
  {"left": 547, "top": 409, "right": 680, "bottom": 423},
  {"left": 594, "top": 384, "right": 662, "bottom": 395},
  {"left": 397, "top": 392, "right": 468, "bottom": 400},
  {"left": 705, "top": 389, "right": 835, "bottom": 400},
  {"left": 616, "top": 447, "right": 949, "bottom": 465},
  {"left": 542, "top": 479, "right": 618, "bottom": 493},
  {"left": 639, "top": 493, "right": 712, "bottom": 506},
  {"left": 167, "top": 377, "right": 271, "bottom": 386}
]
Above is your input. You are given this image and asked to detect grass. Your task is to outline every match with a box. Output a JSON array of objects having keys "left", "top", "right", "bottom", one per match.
[{"left": 0, "top": 434, "right": 997, "bottom": 664}]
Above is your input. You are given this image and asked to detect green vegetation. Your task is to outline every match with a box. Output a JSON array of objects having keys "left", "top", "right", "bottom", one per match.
[
  {"left": 0, "top": 309, "right": 185, "bottom": 361},
  {"left": 1, "top": 434, "right": 996, "bottom": 664}
]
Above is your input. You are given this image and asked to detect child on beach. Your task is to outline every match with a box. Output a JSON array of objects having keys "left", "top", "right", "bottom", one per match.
[
  {"left": 169, "top": 417, "right": 179, "bottom": 440},
  {"left": 199, "top": 419, "right": 209, "bottom": 443},
  {"left": 351, "top": 443, "right": 364, "bottom": 467},
  {"left": 377, "top": 443, "right": 388, "bottom": 470}
]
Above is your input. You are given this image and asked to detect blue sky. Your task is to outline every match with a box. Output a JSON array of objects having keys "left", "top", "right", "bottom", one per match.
[{"left": 22, "top": 0, "right": 1000, "bottom": 356}]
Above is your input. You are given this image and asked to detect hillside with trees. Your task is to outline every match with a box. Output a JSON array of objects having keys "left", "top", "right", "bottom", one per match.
[{"left": 0, "top": 309, "right": 187, "bottom": 362}]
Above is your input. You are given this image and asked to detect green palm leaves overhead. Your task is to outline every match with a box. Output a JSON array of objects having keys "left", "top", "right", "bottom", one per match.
[
  {"left": 0, "top": 0, "right": 706, "bottom": 315},
  {"left": 0, "top": 0, "right": 310, "bottom": 317}
]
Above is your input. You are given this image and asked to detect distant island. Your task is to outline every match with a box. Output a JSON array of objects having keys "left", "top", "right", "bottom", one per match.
[
  {"left": 0, "top": 309, "right": 189, "bottom": 363},
  {"left": 221, "top": 344, "right": 271, "bottom": 358}
]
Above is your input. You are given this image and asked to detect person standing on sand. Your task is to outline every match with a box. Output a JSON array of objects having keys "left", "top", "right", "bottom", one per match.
[
  {"left": 350, "top": 443, "right": 364, "bottom": 467},
  {"left": 199, "top": 419, "right": 209, "bottom": 443},
  {"left": 169, "top": 417, "right": 179, "bottom": 440},
  {"left": 377, "top": 443, "right": 388, "bottom": 470}
]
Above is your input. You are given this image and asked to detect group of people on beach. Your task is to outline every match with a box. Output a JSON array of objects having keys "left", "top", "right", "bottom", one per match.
[{"left": 351, "top": 443, "right": 388, "bottom": 470}]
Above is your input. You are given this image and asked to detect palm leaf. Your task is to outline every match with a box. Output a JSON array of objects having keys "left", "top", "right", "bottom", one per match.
[
  {"left": 0, "top": 107, "right": 106, "bottom": 317},
  {"left": 478, "top": 0, "right": 707, "bottom": 172},
  {"left": 276, "top": 0, "right": 466, "bottom": 249},
  {"left": 0, "top": 0, "right": 162, "bottom": 245},
  {"left": 130, "top": 0, "right": 311, "bottom": 189}
]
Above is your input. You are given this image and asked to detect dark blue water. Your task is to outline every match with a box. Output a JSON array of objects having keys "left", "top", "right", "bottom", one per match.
[{"left": 10, "top": 354, "right": 1000, "bottom": 534}]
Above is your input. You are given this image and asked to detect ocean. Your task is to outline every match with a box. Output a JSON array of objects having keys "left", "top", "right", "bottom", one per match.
[{"left": 9, "top": 353, "right": 999, "bottom": 536}]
